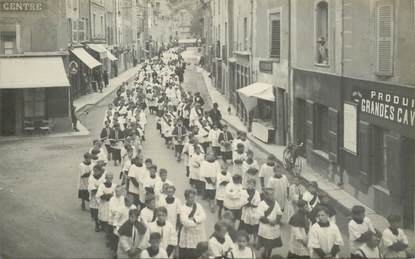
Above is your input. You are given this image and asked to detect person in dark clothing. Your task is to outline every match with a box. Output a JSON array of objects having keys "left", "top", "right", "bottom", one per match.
[
  {"left": 194, "top": 92, "right": 205, "bottom": 107},
  {"left": 103, "top": 70, "right": 109, "bottom": 87},
  {"left": 71, "top": 104, "right": 79, "bottom": 131},
  {"left": 208, "top": 102, "right": 223, "bottom": 128}
]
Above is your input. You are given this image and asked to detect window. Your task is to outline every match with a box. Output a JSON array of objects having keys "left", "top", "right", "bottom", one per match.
[
  {"left": 316, "top": 1, "right": 328, "bottom": 64},
  {"left": 243, "top": 17, "right": 248, "bottom": 51},
  {"left": 257, "top": 100, "right": 273, "bottom": 121},
  {"left": 100, "top": 16, "right": 104, "bottom": 38},
  {"left": 314, "top": 104, "right": 329, "bottom": 153},
  {"left": 1, "top": 31, "right": 16, "bottom": 55},
  {"left": 72, "top": 20, "right": 78, "bottom": 42},
  {"left": 78, "top": 20, "right": 86, "bottom": 42},
  {"left": 72, "top": 0, "right": 78, "bottom": 10},
  {"left": 375, "top": 2, "right": 394, "bottom": 76},
  {"left": 93, "top": 13, "right": 96, "bottom": 37},
  {"left": 270, "top": 13, "right": 281, "bottom": 59},
  {"left": 24, "top": 89, "right": 46, "bottom": 118}
]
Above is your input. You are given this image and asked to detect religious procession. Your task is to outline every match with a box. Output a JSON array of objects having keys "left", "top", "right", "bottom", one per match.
[{"left": 76, "top": 48, "right": 411, "bottom": 259}]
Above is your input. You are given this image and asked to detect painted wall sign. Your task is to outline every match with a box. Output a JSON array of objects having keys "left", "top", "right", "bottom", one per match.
[
  {"left": 0, "top": 2, "right": 45, "bottom": 11},
  {"left": 352, "top": 89, "right": 415, "bottom": 128}
]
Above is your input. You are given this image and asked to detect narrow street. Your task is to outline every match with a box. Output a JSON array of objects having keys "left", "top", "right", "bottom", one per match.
[{"left": 0, "top": 56, "right": 350, "bottom": 258}]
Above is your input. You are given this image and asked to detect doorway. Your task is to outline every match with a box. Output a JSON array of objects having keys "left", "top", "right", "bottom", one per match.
[{"left": 1, "top": 90, "right": 16, "bottom": 136}]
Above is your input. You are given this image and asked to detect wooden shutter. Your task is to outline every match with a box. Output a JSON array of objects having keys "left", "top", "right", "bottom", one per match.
[
  {"left": 376, "top": 3, "right": 394, "bottom": 76},
  {"left": 328, "top": 108, "right": 338, "bottom": 162},
  {"left": 270, "top": 14, "right": 281, "bottom": 59},
  {"left": 385, "top": 134, "right": 402, "bottom": 199},
  {"left": 358, "top": 121, "right": 371, "bottom": 186}
]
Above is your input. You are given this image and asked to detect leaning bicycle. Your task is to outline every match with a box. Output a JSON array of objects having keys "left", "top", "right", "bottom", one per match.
[{"left": 283, "top": 142, "right": 304, "bottom": 177}]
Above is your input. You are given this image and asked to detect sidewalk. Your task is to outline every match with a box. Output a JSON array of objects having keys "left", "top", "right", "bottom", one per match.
[
  {"left": 198, "top": 66, "right": 415, "bottom": 243},
  {"left": 74, "top": 66, "right": 138, "bottom": 112}
]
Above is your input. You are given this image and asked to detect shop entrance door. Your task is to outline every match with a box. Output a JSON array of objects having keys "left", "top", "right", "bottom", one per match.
[
  {"left": 295, "top": 98, "right": 307, "bottom": 157},
  {"left": 1, "top": 90, "right": 16, "bottom": 136}
]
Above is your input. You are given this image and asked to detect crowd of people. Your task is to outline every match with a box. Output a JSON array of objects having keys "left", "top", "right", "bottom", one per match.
[{"left": 77, "top": 48, "right": 411, "bottom": 259}]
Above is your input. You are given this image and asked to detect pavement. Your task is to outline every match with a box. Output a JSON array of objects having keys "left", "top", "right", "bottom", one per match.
[{"left": 186, "top": 50, "right": 415, "bottom": 247}]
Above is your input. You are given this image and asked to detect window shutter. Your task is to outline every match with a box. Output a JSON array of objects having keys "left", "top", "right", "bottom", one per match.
[
  {"left": 328, "top": 108, "right": 338, "bottom": 162},
  {"left": 376, "top": 3, "right": 394, "bottom": 76},
  {"left": 270, "top": 18, "right": 281, "bottom": 59}
]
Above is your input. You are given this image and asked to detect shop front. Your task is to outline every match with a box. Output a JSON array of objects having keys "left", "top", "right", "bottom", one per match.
[
  {"left": 0, "top": 55, "right": 71, "bottom": 136},
  {"left": 69, "top": 47, "right": 102, "bottom": 98},
  {"left": 293, "top": 69, "right": 342, "bottom": 174},
  {"left": 237, "top": 82, "right": 275, "bottom": 143},
  {"left": 342, "top": 78, "right": 415, "bottom": 230}
]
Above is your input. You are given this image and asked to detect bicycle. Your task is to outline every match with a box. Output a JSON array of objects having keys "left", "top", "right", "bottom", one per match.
[{"left": 283, "top": 142, "right": 304, "bottom": 177}]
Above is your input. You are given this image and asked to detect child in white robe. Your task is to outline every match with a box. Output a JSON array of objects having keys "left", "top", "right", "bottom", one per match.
[
  {"left": 229, "top": 230, "right": 256, "bottom": 259},
  {"left": 232, "top": 143, "right": 246, "bottom": 176},
  {"left": 97, "top": 173, "right": 116, "bottom": 244},
  {"left": 157, "top": 185, "right": 181, "bottom": 229},
  {"left": 208, "top": 221, "right": 234, "bottom": 259},
  {"left": 216, "top": 163, "right": 232, "bottom": 220},
  {"left": 141, "top": 194, "right": 157, "bottom": 225},
  {"left": 78, "top": 152, "right": 93, "bottom": 210},
  {"left": 257, "top": 188, "right": 283, "bottom": 259},
  {"left": 200, "top": 152, "right": 221, "bottom": 212},
  {"left": 267, "top": 165, "right": 289, "bottom": 221},
  {"left": 179, "top": 189, "right": 207, "bottom": 259},
  {"left": 241, "top": 150, "right": 259, "bottom": 176},
  {"left": 308, "top": 206, "right": 344, "bottom": 258},
  {"left": 381, "top": 214, "right": 409, "bottom": 258},
  {"left": 189, "top": 145, "right": 205, "bottom": 195},
  {"left": 154, "top": 168, "right": 173, "bottom": 202},
  {"left": 140, "top": 232, "right": 168, "bottom": 259},
  {"left": 348, "top": 205, "right": 375, "bottom": 257},
  {"left": 88, "top": 165, "right": 106, "bottom": 232},
  {"left": 239, "top": 179, "right": 261, "bottom": 243},
  {"left": 148, "top": 207, "right": 177, "bottom": 257},
  {"left": 224, "top": 174, "right": 247, "bottom": 224},
  {"left": 259, "top": 154, "right": 277, "bottom": 189}
]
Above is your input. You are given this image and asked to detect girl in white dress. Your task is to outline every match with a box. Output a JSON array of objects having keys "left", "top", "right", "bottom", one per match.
[{"left": 308, "top": 206, "right": 344, "bottom": 258}]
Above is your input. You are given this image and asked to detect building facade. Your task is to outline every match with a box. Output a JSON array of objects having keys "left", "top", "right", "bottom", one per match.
[{"left": 0, "top": 0, "right": 72, "bottom": 136}]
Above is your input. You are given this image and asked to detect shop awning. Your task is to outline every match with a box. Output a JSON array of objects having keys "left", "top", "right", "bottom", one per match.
[
  {"left": 0, "top": 56, "right": 70, "bottom": 89},
  {"left": 71, "top": 48, "right": 101, "bottom": 69},
  {"left": 237, "top": 82, "right": 274, "bottom": 111},
  {"left": 87, "top": 44, "right": 107, "bottom": 59},
  {"left": 106, "top": 50, "right": 118, "bottom": 61}
]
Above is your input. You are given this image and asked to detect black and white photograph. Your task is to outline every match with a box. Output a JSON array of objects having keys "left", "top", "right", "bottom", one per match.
[{"left": 0, "top": 0, "right": 414, "bottom": 258}]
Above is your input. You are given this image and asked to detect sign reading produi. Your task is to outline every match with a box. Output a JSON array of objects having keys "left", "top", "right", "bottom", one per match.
[
  {"left": 0, "top": 2, "right": 45, "bottom": 11},
  {"left": 352, "top": 89, "right": 415, "bottom": 127}
]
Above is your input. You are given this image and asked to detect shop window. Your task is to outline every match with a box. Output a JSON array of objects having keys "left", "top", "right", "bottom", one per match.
[
  {"left": 257, "top": 100, "right": 273, "bottom": 121},
  {"left": 24, "top": 89, "right": 46, "bottom": 118},
  {"left": 314, "top": 104, "right": 329, "bottom": 153},
  {"left": 375, "top": 2, "right": 394, "bottom": 76},
  {"left": 372, "top": 126, "right": 389, "bottom": 187},
  {"left": 316, "top": 1, "right": 329, "bottom": 65},
  {"left": 270, "top": 12, "right": 281, "bottom": 59}
]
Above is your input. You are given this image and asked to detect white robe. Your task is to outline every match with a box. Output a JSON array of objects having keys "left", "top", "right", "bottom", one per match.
[{"left": 308, "top": 222, "right": 344, "bottom": 258}]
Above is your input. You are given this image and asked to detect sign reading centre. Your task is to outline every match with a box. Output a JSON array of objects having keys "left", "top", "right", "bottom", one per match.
[
  {"left": 353, "top": 89, "right": 415, "bottom": 127},
  {"left": 0, "top": 2, "right": 45, "bottom": 11}
]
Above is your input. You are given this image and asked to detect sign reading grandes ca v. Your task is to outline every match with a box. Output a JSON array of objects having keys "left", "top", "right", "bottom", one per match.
[{"left": 0, "top": 2, "right": 45, "bottom": 11}]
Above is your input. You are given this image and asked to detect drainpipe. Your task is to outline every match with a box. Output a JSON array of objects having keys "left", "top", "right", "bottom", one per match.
[
  {"left": 338, "top": 0, "right": 345, "bottom": 186},
  {"left": 89, "top": 0, "right": 92, "bottom": 40},
  {"left": 287, "top": 0, "right": 292, "bottom": 145},
  {"left": 248, "top": 0, "right": 254, "bottom": 131}
]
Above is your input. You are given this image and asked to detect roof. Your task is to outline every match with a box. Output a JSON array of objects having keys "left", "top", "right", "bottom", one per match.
[
  {"left": 0, "top": 56, "right": 70, "bottom": 89},
  {"left": 71, "top": 48, "right": 101, "bottom": 69}
]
